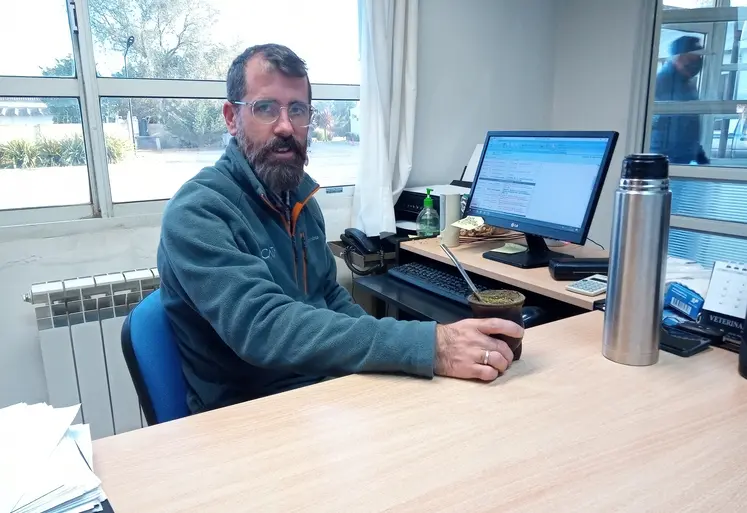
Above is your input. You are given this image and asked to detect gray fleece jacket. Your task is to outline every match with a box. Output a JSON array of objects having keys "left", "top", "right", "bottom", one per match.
[{"left": 157, "top": 138, "right": 437, "bottom": 413}]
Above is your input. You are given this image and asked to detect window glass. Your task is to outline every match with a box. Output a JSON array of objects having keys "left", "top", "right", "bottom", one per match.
[
  {"left": 104, "top": 98, "right": 360, "bottom": 202},
  {"left": 0, "top": 98, "right": 90, "bottom": 210},
  {"left": 0, "top": 1, "right": 76, "bottom": 77},
  {"left": 663, "top": 1, "right": 747, "bottom": 7},
  {"left": 87, "top": 0, "right": 360, "bottom": 84},
  {"left": 648, "top": 13, "right": 747, "bottom": 167},
  {"left": 664, "top": 1, "right": 717, "bottom": 8},
  {"left": 308, "top": 100, "right": 360, "bottom": 187},
  {"left": 652, "top": 4, "right": 747, "bottom": 269},
  {"left": 650, "top": 111, "right": 747, "bottom": 165},
  {"left": 669, "top": 228, "right": 747, "bottom": 267},
  {"left": 671, "top": 178, "right": 747, "bottom": 222}
]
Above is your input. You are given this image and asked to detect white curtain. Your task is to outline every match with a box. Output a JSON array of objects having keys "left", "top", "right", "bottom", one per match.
[{"left": 352, "top": 0, "right": 418, "bottom": 236}]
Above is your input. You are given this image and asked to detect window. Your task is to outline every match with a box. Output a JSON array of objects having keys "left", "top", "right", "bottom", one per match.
[
  {"left": 0, "top": 1, "right": 76, "bottom": 78},
  {"left": 88, "top": 0, "right": 360, "bottom": 84},
  {"left": 102, "top": 97, "right": 226, "bottom": 203},
  {"left": 664, "top": 0, "right": 718, "bottom": 9},
  {"left": 664, "top": 1, "right": 747, "bottom": 9},
  {"left": 646, "top": 1, "right": 747, "bottom": 265},
  {"left": 651, "top": 3, "right": 747, "bottom": 166},
  {"left": 0, "top": 98, "right": 90, "bottom": 210},
  {"left": 0, "top": 0, "right": 361, "bottom": 225},
  {"left": 669, "top": 228, "right": 747, "bottom": 267},
  {"left": 670, "top": 178, "right": 747, "bottom": 222},
  {"left": 104, "top": 98, "right": 360, "bottom": 203},
  {"left": 308, "top": 100, "right": 360, "bottom": 187},
  {"left": 0, "top": 0, "right": 94, "bottom": 223}
]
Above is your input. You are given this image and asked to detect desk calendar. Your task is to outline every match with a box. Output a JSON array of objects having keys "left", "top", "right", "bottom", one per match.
[{"left": 702, "top": 261, "right": 747, "bottom": 341}]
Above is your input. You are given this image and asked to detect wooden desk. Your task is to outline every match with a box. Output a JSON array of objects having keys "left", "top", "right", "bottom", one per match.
[
  {"left": 94, "top": 312, "right": 747, "bottom": 512},
  {"left": 401, "top": 237, "right": 607, "bottom": 310}
]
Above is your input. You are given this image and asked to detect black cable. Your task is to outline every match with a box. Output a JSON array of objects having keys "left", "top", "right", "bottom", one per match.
[
  {"left": 342, "top": 246, "right": 385, "bottom": 277},
  {"left": 587, "top": 238, "right": 605, "bottom": 251}
]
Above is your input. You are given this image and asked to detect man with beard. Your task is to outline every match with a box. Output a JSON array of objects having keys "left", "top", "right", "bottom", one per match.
[
  {"left": 157, "top": 44, "right": 522, "bottom": 414},
  {"left": 650, "top": 36, "right": 710, "bottom": 165}
]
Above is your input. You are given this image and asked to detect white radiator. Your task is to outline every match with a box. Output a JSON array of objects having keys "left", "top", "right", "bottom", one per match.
[{"left": 24, "top": 269, "right": 161, "bottom": 440}]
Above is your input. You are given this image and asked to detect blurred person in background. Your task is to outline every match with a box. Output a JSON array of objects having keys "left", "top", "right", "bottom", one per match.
[{"left": 650, "top": 35, "right": 710, "bottom": 165}]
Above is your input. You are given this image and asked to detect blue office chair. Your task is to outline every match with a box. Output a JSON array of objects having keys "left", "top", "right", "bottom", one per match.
[{"left": 121, "top": 288, "right": 190, "bottom": 425}]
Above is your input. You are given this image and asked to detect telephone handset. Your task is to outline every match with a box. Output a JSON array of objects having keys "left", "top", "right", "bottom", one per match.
[{"left": 341, "top": 228, "right": 379, "bottom": 255}]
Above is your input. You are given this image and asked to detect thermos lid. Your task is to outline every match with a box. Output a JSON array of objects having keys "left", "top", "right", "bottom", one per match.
[{"left": 622, "top": 153, "right": 669, "bottom": 180}]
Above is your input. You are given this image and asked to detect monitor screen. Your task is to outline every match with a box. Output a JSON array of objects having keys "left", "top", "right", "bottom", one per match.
[{"left": 466, "top": 131, "right": 617, "bottom": 245}]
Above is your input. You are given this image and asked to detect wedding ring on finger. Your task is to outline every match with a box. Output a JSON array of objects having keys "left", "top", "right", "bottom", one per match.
[{"left": 482, "top": 349, "right": 490, "bottom": 366}]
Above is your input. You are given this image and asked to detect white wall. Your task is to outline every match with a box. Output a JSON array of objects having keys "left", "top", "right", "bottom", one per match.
[
  {"left": 550, "top": 0, "right": 652, "bottom": 246},
  {"left": 411, "top": 0, "right": 558, "bottom": 186},
  {"left": 410, "top": 0, "right": 653, "bottom": 245}
]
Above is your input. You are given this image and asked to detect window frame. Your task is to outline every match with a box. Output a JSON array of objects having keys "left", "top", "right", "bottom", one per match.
[
  {"left": 640, "top": 0, "right": 747, "bottom": 247},
  {"left": 0, "top": 0, "right": 361, "bottom": 228}
]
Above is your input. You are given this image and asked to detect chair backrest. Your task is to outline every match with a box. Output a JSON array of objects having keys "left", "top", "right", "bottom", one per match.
[{"left": 121, "top": 288, "right": 189, "bottom": 425}]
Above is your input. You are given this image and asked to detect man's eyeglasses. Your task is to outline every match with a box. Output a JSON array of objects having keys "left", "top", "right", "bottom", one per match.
[{"left": 230, "top": 99, "right": 315, "bottom": 128}]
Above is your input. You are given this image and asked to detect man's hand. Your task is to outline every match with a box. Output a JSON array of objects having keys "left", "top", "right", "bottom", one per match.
[{"left": 434, "top": 318, "right": 523, "bottom": 381}]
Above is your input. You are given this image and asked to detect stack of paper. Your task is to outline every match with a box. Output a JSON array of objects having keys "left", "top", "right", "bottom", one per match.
[{"left": 0, "top": 403, "right": 107, "bottom": 513}]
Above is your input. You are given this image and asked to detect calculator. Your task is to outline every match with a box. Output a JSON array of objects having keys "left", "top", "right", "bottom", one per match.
[{"left": 566, "top": 274, "right": 608, "bottom": 296}]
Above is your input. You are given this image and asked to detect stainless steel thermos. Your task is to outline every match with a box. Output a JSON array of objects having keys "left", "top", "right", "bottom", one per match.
[{"left": 603, "top": 154, "right": 672, "bottom": 366}]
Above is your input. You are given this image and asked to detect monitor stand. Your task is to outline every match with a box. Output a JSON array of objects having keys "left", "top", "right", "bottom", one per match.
[{"left": 482, "top": 234, "right": 573, "bottom": 269}]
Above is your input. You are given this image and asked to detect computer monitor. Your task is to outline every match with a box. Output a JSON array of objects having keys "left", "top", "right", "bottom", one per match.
[{"left": 464, "top": 130, "right": 619, "bottom": 269}]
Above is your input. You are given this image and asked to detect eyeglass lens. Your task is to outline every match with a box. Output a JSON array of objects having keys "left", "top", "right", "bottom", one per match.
[{"left": 252, "top": 100, "right": 313, "bottom": 127}]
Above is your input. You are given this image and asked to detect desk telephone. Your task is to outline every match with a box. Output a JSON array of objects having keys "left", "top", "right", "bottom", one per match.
[{"left": 340, "top": 228, "right": 386, "bottom": 276}]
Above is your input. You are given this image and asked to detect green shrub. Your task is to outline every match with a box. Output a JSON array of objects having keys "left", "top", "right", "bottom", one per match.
[
  {"left": 312, "top": 127, "right": 333, "bottom": 142},
  {"left": 162, "top": 100, "right": 225, "bottom": 148},
  {"left": 0, "top": 139, "right": 39, "bottom": 168},
  {"left": 0, "top": 134, "right": 130, "bottom": 169},
  {"left": 59, "top": 135, "right": 86, "bottom": 166},
  {"left": 36, "top": 138, "right": 65, "bottom": 167},
  {"left": 105, "top": 135, "right": 131, "bottom": 164}
]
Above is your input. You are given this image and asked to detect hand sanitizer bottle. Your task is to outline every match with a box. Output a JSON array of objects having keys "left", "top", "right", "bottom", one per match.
[{"left": 416, "top": 188, "right": 440, "bottom": 237}]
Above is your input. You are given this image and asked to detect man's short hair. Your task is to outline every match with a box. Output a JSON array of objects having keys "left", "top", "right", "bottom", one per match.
[
  {"left": 669, "top": 36, "right": 703, "bottom": 57},
  {"left": 226, "top": 44, "right": 312, "bottom": 103}
]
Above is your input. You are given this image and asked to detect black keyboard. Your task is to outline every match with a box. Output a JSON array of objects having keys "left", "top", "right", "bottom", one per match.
[{"left": 387, "top": 262, "right": 490, "bottom": 306}]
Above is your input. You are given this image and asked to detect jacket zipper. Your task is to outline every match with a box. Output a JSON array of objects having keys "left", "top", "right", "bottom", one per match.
[
  {"left": 290, "top": 185, "right": 320, "bottom": 234},
  {"left": 291, "top": 187, "right": 318, "bottom": 295},
  {"left": 285, "top": 203, "right": 300, "bottom": 288},
  {"left": 301, "top": 233, "right": 309, "bottom": 295},
  {"left": 261, "top": 188, "right": 319, "bottom": 293},
  {"left": 261, "top": 194, "right": 298, "bottom": 284}
]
